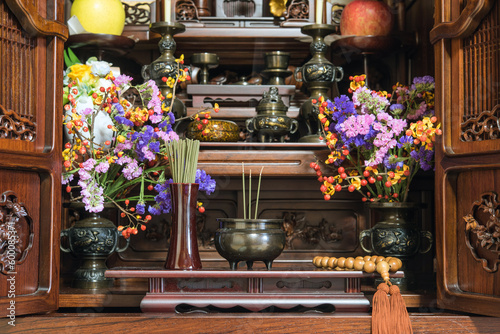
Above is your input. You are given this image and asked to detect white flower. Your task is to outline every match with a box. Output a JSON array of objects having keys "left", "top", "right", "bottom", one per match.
[{"left": 87, "top": 58, "right": 112, "bottom": 77}]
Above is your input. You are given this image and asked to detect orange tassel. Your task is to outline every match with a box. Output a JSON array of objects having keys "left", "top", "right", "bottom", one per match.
[
  {"left": 389, "top": 284, "right": 413, "bottom": 334},
  {"left": 372, "top": 282, "right": 391, "bottom": 334}
]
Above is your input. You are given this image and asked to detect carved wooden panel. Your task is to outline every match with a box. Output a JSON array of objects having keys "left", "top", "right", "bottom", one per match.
[
  {"left": 436, "top": 0, "right": 500, "bottom": 156},
  {"left": 455, "top": 170, "right": 500, "bottom": 297},
  {"left": 434, "top": 0, "right": 500, "bottom": 316},
  {"left": 464, "top": 191, "right": 500, "bottom": 273},
  {"left": 461, "top": 1, "right": 500, "bottom": 142},
  {"left": 0, "top": 171, "right": 40, "bottom": 296},
  {"left": 0, "top": 0, "right": 67, "bottom": 316},
  {"left": 0, "top": 191, "right": 34, "bottom": 275},
  {"left": 0, "top": 1, "right": 36, "bottom": 123}
]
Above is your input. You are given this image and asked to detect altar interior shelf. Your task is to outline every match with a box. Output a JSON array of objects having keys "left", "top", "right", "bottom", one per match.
[{"left": 105, "top": 267, "right": 404, "bottom": 313}]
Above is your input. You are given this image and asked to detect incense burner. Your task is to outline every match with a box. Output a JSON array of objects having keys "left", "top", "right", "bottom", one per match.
[{"left": 214, "top": 218, "right": 286, "bottom": 270}]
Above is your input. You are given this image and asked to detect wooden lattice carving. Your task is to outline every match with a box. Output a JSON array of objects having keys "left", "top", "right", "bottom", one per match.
[
  {"left": 461, "top": 105, "right": 500, "bottom": 142},
  {"left": 0, "top": 104, "right": 36, "bottom": 141},
  {"left": 464, "top": 191, "right": 500, "bottom": 273},
  {"left": 461, "top": 0, "right": 500, "bottom": 141},
  {"left": 0, "top": 191, "right": 34, "bottom": 275}
]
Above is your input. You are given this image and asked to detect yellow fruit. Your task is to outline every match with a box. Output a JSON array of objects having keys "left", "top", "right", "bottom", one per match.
[{"left": 71, "top": 0, "right": 126, "bottom": 35}]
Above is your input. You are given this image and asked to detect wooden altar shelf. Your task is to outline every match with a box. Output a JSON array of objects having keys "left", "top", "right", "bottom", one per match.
[
  {"left": 105, "top": 268, "right": 404, "bottom": 313},
  {"left": 11, "top": 313, "right": 500, "bottom": 333},
  {"left": 187, "top": 84, "right": 297, "bottom": 108}
]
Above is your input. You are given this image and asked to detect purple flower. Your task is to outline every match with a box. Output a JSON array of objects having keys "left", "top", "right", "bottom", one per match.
[
  {"left": 398, "top": 135, "right": 414, "bottom": 148},
  {"left": 196, "top": 169, "right": 216, "bottom": 195},
  {"left": 122, "top": 159, "right": 142, "bottom": 180},
  {"left": 80, "top": 180, "right": 104, "bottom": 213},
  {"left": 410, "top": 146, "right": 435, "bottom": 171},
  {"left": 95, "top": 161, "right": 110, "bottom": 173},
  {"left": 113, "top": 74, "right": 133, "bottom": 87},
  {"left": 136, "top": 202, "right": 146, "bottom": 215},
  {"left": 81, "top": 158, "right": 96, "bottom": 171},
  {"left": 411, "top": 75, "right": 435, "bottom": 91},
  {"left": 150, "top": 179, "right": 174, "bottom": 214}
]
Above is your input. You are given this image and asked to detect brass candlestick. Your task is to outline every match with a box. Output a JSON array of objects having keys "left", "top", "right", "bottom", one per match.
[
  {"left": 141, "top": 21, "right": 186, "bottom": 119},
  {"left": 262, "top": 51, "right": 292, "bottom": 86},
  {"left": 295, "top": 23, "right": 344, "bottom": 143},
  {"left": 190, "top": 52, "right": 219, "bottom": 84}
]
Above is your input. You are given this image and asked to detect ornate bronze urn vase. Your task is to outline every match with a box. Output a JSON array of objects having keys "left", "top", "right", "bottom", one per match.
[
  {"left": 61, "top": 204, "right": 129, "bottom": 289},
  {"left": 360, "top": 202, "right": 433, "bottom": 258}
]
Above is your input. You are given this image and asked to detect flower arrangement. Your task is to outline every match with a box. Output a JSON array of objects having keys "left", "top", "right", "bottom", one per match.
[
  {"left": 62, "top": 50, "right": 216, "bottom": 238},
  {"left": 310, "top": 74, "right": 441, "bottom": 203}
]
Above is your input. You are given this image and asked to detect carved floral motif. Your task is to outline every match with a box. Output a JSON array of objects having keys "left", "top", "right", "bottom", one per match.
[
  {"left": 0, "top": 105, "right": 36, "bottom": 141},
  {"left": 285, "top": 0, "right": 309, "bottom": 21},
  {"left": 464, "top": 191, "right": 500, "bottom": 272},
  {"left": 0, "top": 191, "right": 34, "bottom": 275},
  {"left": 283, "top": 212, "right": 342, "bottom": 250},
  {"left": 461, "top": 106, "right": 500, "bottom": 142}
]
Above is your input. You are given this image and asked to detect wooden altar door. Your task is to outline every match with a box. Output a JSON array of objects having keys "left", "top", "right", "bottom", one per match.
[
  {"left": 0, "top": 0, "right": 67, "bottom": 316},
  {"left": 431, "top": 0, "right": 500, "bottom": 317}
]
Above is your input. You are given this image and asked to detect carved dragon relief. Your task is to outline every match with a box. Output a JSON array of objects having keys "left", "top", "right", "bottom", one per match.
[
  {"left": 464, "top": 191, "right": 500, "bottom": 273},
  {"left": 461, "top": 105, "right": 500, "bottom": 142},
  {"left": 0, "top": 191, "right": 34, "bottom": 275},
  {"left": 283, "top": 212, "right": 343, "bottom": 250},
  {"left": 0, "top": 105, "right": 36, "bottom": 141}
]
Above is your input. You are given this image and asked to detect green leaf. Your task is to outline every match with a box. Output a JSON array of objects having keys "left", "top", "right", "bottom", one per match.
[{"left": 64, "top": 48, "right": 82, "bottom": 68}]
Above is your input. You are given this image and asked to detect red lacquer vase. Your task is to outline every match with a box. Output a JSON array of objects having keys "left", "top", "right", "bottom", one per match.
[{"left": 164, "top": 183, "right": 202, "bottom": 270}]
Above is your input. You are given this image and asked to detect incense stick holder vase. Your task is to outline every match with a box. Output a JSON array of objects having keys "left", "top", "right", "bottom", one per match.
[
  {"left": 214, "top": 218, "right": 286, "bottom": 270},
  {"left": 165, "top": 183, "right": 202, "bottom": 270}
]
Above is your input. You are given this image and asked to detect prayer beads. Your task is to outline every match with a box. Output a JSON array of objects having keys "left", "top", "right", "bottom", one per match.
[{"left": 312, "top": 255, "right": 402, "bottom": 281}]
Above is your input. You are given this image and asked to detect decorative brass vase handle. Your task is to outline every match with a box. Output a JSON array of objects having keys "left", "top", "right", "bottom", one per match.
[
  {"left": 419, "top": 230, "right": 433, "bottom": 254},
  {"left": 359, "top": 229, "right": 374, "bottom": 254}
]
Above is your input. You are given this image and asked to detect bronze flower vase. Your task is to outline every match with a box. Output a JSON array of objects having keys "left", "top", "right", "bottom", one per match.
[
  {"left": 359, "top": 202, "right": 433, "bottom": 290},
  {"left": 60, "top": 203, "right": 130, "bottom": 289},
  {"left": 165, "top": 183, "right": 202, "bottom": 270}
]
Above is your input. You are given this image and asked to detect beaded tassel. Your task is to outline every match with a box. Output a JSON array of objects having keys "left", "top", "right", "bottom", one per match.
[
  {"left": 312, "top": 255, "right": 410, "bottom": 334},
  {"left": 389, "top": 284, "right": 413, "bottom": 334}
]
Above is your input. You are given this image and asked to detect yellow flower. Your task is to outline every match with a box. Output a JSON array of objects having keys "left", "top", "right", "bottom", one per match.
[
  {"left": 67, "top": 64, "right": 93, "bottom": 83},
  {"left": 365, "top": 166, "right": 379, "bottom": 175},
  {"left": 349, "top": 75, "right": 366, "bottom": 91},
  {"left": 350, "top": 177, "right": 362, "bottom": 190}
]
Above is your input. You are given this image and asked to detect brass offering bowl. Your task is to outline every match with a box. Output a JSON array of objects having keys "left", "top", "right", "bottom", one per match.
[
  {"left": 186, "top": 119, "right": 240, "bottom": 142},
  {"left": 190, "top": 52, "right": 219, "bottom": 84},
  {"left": 214, "top": 218, "right": 286, "bottom": 270},
  {"left": 264, "top": 51, "right": 290, "bottom": 70}
]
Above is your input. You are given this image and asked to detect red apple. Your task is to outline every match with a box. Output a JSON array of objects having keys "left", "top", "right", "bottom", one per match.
[{"left": 340, "top": 0, "right": 394, "bottom": 36}]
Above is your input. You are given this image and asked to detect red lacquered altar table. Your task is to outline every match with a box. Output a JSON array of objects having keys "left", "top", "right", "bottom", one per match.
[{"left": 106, "top": 267, "right": 404, "bottom": 313}]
